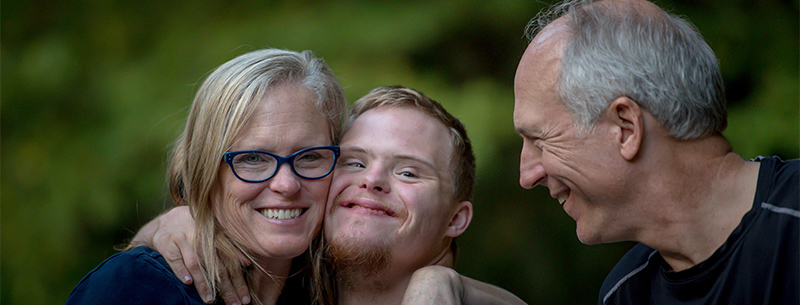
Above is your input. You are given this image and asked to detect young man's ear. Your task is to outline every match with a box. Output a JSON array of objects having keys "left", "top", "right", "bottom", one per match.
[
  {"left": 606, "top": 96, "right": 644, "bottom": 161},
  {"left": 446, "top": 201, "right": 473, "bottom": 238}
]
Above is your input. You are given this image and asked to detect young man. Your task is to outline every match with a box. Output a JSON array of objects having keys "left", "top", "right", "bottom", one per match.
[{"left": 319, "top": 86, "right": 521, "bottom": 304}]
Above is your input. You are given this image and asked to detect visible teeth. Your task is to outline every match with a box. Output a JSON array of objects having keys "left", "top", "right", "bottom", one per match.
[
  {"left": 557, "top": 192, "right": 569, "bottom": 205},
  {"left": 260, "top": 208, "right": 303, "bottom": 220}
]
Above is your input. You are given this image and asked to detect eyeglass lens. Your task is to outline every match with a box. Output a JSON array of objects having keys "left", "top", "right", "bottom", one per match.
[{"left": 229, "top": 148, "right": 336, "bottom": 181}]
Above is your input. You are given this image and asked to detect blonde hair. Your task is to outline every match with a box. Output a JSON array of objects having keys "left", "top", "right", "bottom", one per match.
[{"left": 169, "top": 49, "right": 346, "bottom": 303}]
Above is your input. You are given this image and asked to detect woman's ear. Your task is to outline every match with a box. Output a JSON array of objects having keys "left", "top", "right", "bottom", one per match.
[
  {"left": 446, "top": 201, "right": 473, "bottom": 238},
  {"left": 606, "top": 96, "right": 643, "bottom": 161}
]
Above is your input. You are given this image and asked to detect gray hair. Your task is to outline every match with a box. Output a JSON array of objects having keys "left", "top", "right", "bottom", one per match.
[{"left": 526, "top": 0, "right": 726, "bottom": 140}]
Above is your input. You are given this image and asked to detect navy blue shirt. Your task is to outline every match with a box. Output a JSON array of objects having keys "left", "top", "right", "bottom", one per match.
[
  {"left": 599, "top": 156, "right": 799, "bottom": 304},
  {"left": 66, "top": 246, "right": 311, "bottom": 305},
  {"left": 66, "top": 246, "right": 211, "bottom": 304}
]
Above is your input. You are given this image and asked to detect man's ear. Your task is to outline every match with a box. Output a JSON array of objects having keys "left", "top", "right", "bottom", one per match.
[
  {"left": 606, "top": 96, "right": 643, "bottom": 161},
  {"left": 446, "top": 201, "right": 473, "bottom": 238}
]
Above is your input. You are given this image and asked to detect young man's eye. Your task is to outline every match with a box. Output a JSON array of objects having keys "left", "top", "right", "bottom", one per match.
[
  {"left": 399, "top": 171, "right": 417, "bottom": 178},
  {"left": 339, "top": 158, "right": 365, "bottom": 168}
]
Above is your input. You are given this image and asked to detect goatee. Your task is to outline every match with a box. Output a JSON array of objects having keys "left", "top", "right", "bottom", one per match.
[{"left": 326, "top": 236, "right": 392, "bottom": 289}]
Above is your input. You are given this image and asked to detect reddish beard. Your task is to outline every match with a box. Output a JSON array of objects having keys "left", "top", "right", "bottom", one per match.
[{"left": 325, "top": 236, "right": 392, "bottom": 289}]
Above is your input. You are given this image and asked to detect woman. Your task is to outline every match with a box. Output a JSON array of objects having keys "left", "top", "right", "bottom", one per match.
[{"left": 65, "top": 49, "right": 347, "bottom": 305}]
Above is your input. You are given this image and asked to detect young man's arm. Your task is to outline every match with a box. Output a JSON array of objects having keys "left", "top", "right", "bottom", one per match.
[
  {"left": 130, "top": 206, "right": 251, "bottom": 305},
  {"left": 402, "top": 266, "right": 527, "bottom": 305}
]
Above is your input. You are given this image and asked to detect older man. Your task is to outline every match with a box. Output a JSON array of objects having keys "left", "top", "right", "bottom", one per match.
[
  {"left": 132, "top": 86, "right": 524, "bottom": 305},
  {"left": 513, "top": 0, "right": 798, "bottom": 304}
]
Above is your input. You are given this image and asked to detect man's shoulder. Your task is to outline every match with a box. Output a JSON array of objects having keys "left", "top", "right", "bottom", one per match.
[
  {"left": 598, "top": 243, "right": 658, "bottom": 305},
  {"left": 752, "top": 155, "right": 799, "bottom": 178},
  {"left": 753, "top": 156, "right": 799, "bottom": 210},
  {"left": 66, "top": 246, "right": 204, "bottom": 304}
]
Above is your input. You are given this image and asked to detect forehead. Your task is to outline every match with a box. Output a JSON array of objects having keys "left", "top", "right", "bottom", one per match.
[
  {"left": 341, "top": 106, "right": 452, "bottom": 170},
  {"left": 513, "top": 19, "right": 570, "bottom": 134},
  {"left": 235, "top": 84, "right": 331, "bottom": 149}
]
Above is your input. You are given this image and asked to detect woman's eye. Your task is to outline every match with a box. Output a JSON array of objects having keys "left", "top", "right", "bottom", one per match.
[
  {"left": 297, "top": 152, "right": 322, "bottom": 162},
  {"left": 240, "top": 153, "right": 266, "bottom": 164}
]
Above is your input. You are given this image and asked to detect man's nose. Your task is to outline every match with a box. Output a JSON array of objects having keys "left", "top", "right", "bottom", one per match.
[
  {"left": 360, "top": 165, "right": 391, "bottom": 194},
  {"left": 519, "top": 141, "right": 546, "bottom": 189}
]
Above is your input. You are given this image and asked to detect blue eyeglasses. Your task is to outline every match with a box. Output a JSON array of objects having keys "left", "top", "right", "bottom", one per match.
[{"left": 222, "top": 146, "right": 340, "bottom": 183}]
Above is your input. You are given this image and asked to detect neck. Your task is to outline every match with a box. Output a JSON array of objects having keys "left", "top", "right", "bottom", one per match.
[
  {"left": 634, "top": 134, "right": 759, "bottom": 271},
  {"left": 248, "top": 257, "right": 294, "bottom": 305},
  {"left": 335, "top": 266, "right": 411, "bottom": 305},
  {"left": 337, "top": 245, "right": 455, "bottom": 305}
]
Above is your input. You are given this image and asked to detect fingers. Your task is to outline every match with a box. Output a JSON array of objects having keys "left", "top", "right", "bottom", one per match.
[
  {"left": 214, "top": 251, "right": 250, "bottom": 305},
  {"left": 157, "top": 239, "right": 192, "bottom": 285},
  {"left": 145, "top": 206, "right": 254, "bottom": 304},
  {"left": 232, "top": 251, "right": 251, "bottom": 303},
  {"left": 158, "top": 240, "right": 212, "bottom": 303},
  {"left": 180, "top": 243, "right": 215, "bottom": 304},
  {"left": 217, "top": 267, "right": 250, "bottom": 305},
  {"left": 238, "top": 251, "right": 251, "bottom": 267},
  {"left": 148, "top": 206, "right": 210, "bottom": 299},
  {"left": 217, "top": 269, "right": 239, "bottom": 305},
  {"left": 217, "top": 252, "right": 251, "bottom": 305},
  {"left": 230, "top": 267, "right": 251, "bottom": 304}
]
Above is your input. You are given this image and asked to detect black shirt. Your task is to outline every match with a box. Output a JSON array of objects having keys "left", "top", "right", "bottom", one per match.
[{"left": 599, "top": 156, "right": 799, "bottom": 304}]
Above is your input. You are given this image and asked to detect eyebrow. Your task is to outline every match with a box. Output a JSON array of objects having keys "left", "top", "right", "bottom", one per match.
[
  {"left": 340, "top": 146, "right": 368, "bottom": 156},
  {"left": 229, "top": 144, "right": 328, "bottom": 154},
  {"left": 515, "top": 126, "right": 539, "bottom": 139},
  {"left": 393, "top": 154, "right": 439, "bottom": 172},
  {"left": 229, "top": 137, "right": 332, "bottom": 153}
]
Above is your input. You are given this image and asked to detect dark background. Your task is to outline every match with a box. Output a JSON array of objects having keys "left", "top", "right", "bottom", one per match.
[{"left": 2, "top": 0, "right": 798, "bottom": 304}]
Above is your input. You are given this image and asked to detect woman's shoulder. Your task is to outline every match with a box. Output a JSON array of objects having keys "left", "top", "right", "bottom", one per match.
[
  {"left": 96, "top": 246, "right": 176, "bottom": 279},
  {"left": 65, "top": 246, "right": 206, "bottom": 304}
]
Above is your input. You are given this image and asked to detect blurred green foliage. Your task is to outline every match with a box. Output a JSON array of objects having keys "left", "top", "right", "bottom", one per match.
[{"left": 2, "top": 0, "right": 797, "bottom": 304}]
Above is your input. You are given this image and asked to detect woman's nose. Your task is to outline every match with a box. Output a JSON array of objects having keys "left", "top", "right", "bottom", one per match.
[{"left": 269, "top": 164, "right": 302, "bottom": 195}]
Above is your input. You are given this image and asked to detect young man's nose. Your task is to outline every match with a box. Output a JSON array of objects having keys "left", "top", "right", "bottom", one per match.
[{"left": 361, "top": 166, "right": 391, "bottom": 194}]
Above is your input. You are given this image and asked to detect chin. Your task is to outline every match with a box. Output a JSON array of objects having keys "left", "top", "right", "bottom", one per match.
[
  {"left": 331, "top": 227, "right": 394, "bottom": 250},
  {"left": 256, "top": 238, "right": 313, "bottom": 259},
  {"left": 575, "top": 226, "right": 603, "bottom": 245},
  {"left": 330, "top": 229, "right": 374, "bottom": 246},
  {"left": 260, "top": 247, "right": 308, "bottom": 260},
  {"left": 328, "top": 216, "right": 392, "bottom": 242}
]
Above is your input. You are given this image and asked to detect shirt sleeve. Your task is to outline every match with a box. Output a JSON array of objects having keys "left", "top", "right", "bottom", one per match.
[{"left": 66, "top": 247, "right": 199, "bottom": 305}]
